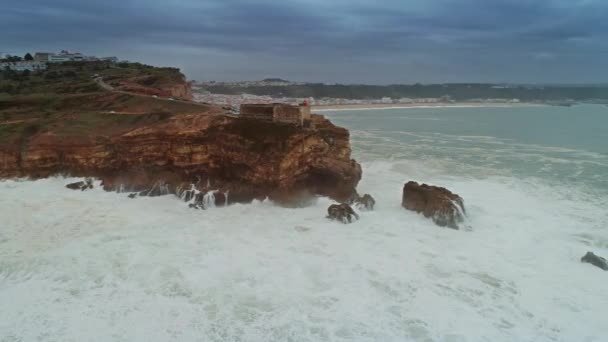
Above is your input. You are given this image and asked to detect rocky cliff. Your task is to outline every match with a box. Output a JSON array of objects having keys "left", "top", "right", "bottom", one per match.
[
  {"left": 169, "top": 82, "right": 194, "bottom": 101},
  {"left": 0, "top": 113, "right": 361, "bottom": 204},
  {"left": 111, "top": 75, "right": 194, "bottom": 101}
]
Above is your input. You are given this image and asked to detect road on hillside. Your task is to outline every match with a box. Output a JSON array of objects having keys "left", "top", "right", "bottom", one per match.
[{"left": 93, "top": 77, "right": 211, "bottom": 108}]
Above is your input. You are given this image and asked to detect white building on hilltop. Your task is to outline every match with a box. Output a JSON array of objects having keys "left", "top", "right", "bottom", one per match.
[
  {"left": 33, "top": 50, "right": 119, "bottom": 63},
  {"left": 0, "top": 61, "right": 47, "bottom": 72}
]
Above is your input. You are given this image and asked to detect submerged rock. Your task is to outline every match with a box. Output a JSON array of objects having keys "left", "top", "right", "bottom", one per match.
[
  {"left": 66, "top": 178, "right": 93, "bottom": 191},
  {"left": 188, "top": 203, "right": 203, "bottom": 210},
  {"left": 581, "top": 252, "right": 608, "bottom": 271},
  {"left": 189, "top": 193, "right": 207, "bottom": 210},
  {"left": 402, "top": 181, "right": 465, "bottom": 229},
  {"left": 327, "top": 203, "right": 359, "bottom": 224},
  {"left": 182, "top": 189, "right": 195, "bottom": 203},
  {"left": 349, "top": 193, "right": 376, "bottom": 211},
  {"left": 66, "top": 181, "right": 85, "bottom": 190}
]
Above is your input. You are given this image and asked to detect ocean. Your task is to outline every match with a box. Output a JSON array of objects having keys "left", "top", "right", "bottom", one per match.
[{"left": 1, "top": 105, "right": 607, "bottom": 341}]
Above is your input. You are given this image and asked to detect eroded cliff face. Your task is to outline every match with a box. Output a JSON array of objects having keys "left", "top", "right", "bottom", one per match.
[
  {"left": 169, "top": 82, "right": 194, "bottom": 101},
  {"left": 111, "top": 74, "right": 194, "bottom": 101},
  {"left": 0, "top": 114, "right": 361, "bottom": 204}
]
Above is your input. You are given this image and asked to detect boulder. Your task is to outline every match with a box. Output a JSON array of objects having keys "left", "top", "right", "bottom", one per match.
[
  {"left": 182, "top": 189, "right": 195, "bottom": 202},
  {"left": 214, "top": 192, "right": 227, "bottom": 207},
  {"left": 189, "top": 193, "right": 207, "bottom": 210},
  {"left": 66, "top": 178, "right": 93, "bottom": 191},
  {"left": 402, "top": 181, "right": 465, "bottom": 229},
  {"left": 128, "top": 193, "right": 137, "bottom": 199},
  {"left": 581, "top": 252, "right": 608, "bottom": 271},
  {"left": 350, "top": 193, "right": 376, "bottom": 211},
  {"left": 142, "top": 181, "right": 169, "bottom": 197},
  {"left": 66, "top": 181, "right": 85, "bottom": 190},
  {"left": 327, "top": 203, "right": 359, "bottom": 224}
]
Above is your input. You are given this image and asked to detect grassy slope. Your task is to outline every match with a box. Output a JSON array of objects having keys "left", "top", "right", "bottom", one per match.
[
  {"left": 0, "top": 62, "right": 214, "bottom": 146},
  {"left": 0, "top": 61, "right": 185, "bottom": 95}
]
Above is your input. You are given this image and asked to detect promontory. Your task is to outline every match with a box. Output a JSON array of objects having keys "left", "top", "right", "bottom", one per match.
[{"left": 0, "top": 61, "right": 361, "bottom": 204}]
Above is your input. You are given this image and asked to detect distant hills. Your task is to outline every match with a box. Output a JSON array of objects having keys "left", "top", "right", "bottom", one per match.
[{"left": 198, "top": 81, "right": 608, "bottom": 102}]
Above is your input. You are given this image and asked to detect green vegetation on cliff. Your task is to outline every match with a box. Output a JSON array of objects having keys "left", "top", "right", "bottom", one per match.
[
  {"left": 0, "top": 62, "right": 212, "bottom": 146},
  {"left": 0, "top": 61, "right": 184, "bottom": 96}
]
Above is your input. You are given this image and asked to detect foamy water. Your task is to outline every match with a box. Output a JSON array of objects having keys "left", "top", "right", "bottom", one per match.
[{"left": 1, "top": 106, "right": 608, "bottom": 341}]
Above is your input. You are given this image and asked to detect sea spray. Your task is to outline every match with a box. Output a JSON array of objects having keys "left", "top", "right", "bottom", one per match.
[
  {"left": 202, "top": 191, "right": 215, "bottom": 208},
  {"left": 1, "top": 169, "right": 606, "bottom": 341},
  {"left": 2, "top": 106, "right": 608, "bottom": 341}
]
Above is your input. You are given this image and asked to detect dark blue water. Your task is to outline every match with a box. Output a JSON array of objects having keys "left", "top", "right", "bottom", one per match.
[{"left": 324, "top": 104, "right": 608, "bottom": 194}]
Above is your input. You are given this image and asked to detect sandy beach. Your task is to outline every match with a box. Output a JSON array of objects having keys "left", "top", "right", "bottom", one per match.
[{"left": 313, "top": 102, "right": 543, "bottom": 111}]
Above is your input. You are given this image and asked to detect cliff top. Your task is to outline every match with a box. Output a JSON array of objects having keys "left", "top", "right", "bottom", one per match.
[
  {"left": 1, "top": 61, "right": 187, "bottom": 96},
  {"left": 0, "top": 62, "right": 220, "bottom": 146}
]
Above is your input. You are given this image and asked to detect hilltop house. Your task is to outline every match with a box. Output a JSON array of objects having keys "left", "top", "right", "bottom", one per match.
[
  {"left": 0, "top": 61, "right": 47, "bottom": 72},
  {"left": 34, "top": 52, "right": 53, "bottom": 62},
  {"left": 240, "top": 103, "right": 312, "bottom": 126},
  {"left": 33, "top": 50, "right": 119, "bottom": 63}
]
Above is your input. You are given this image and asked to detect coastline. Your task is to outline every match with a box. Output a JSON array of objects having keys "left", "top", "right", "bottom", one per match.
[{"left": 313, "top": 102, "right": 543, "bottom": 111}]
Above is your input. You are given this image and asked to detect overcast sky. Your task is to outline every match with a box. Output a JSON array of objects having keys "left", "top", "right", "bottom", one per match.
[{"left": 2, "top": 0, "right": 607, "bottom": 84}]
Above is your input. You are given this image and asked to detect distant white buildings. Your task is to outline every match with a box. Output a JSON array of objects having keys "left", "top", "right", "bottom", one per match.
[
  {"left": 200, "top": 79, "right": 306, "bottom": 87},
  {"left": 34, "top": 50, "right": 118, "bottom": 63},
  {"left": 0, "top": 61, "right": 47, "bottom": 72},
  {"left": 1, "top": 50, "right": 120, "bottom": 72}
]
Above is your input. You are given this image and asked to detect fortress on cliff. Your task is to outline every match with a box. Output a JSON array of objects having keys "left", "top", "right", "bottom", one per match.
[{"left": 239, "top": 102, "right": 312, "bottom": 126}]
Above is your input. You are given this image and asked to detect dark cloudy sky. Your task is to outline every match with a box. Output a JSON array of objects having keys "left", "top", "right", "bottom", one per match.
[{"left": 2, "top": 0, "right": 607, "bottom": 84}]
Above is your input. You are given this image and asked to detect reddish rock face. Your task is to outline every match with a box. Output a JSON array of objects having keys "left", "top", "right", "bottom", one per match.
[
  {"left": 111, "top": 74, "right": 194, "bottom": 101},
  {"left": 402, "top": 181, "right": 465, "bottom": 229},
  {"left": 169, "top": 83, "right": 193, "bottom": 101},
  {"left": 0, "top": 113, "right": 361, "bottom": 205}
]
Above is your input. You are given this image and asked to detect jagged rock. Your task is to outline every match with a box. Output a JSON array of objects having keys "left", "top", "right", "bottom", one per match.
[
  {"left": 214, "top": 192, "right": 227, "bottom": 207},
  {"left": 349, "top": 193, "right": 376, "bottom": 211},
  {"left": 187, "top": 191, "right": 227, "bottom": 209},
  {"left": 182, "top": 189, "right": 195, "bottom": 202},
  {"left": 327, "top": 203, "right": 359, "bottom": 224},
  {"left": 65, "top": 178, "right": 93, "bottom": 191},
  {"left": 581, "top": 252, "right": 608, "bottom": 271},
  {"left": 138, "top": 181, "right": 170, "bottom": 197},
  {"left": 66, "top": 181, "right": 85, "bottom": 190},
  {"left": 190, "top": 193, "right": 206, "bottom": 209},
  {"left": 402, "top": 181, "right": 465, "bottom": 229}
]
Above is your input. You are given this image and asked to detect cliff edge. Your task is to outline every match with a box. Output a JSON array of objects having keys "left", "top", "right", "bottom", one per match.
[
  {"left": 0, "top": 61, "right": 361, "bottom": 204},
  {"left": 0, "top": 112, "right": 361, "bottom": 204}
]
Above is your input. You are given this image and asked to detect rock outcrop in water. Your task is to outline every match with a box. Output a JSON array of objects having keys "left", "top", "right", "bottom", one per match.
[
  {"left": 186, "top": 190, "right": 228, "bottom": 210},
  {"left": 402, "top": 181, "right": 465, "bottom": 229},
  {"left": 349, "top": 193, "right": 376, "bottom": 211},
  {"left": 0, "top": 113, "right": 361, "bottom": 205},
  {"left": 66, "top": 178, "right": 93, "bottom": 191},
  {"left": 327, "top": 203, "right": 359, "bottom": 223},
  {"left": 581, "top": 252, "right": 608, "bottom": 271}
]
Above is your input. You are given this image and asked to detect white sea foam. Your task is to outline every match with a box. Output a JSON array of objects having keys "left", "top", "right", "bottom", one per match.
[
  {"left": 1, "top": 164, "right": 607, "bottom": 341},
  {"left": 2, "top": 106, "right": 608, "bottom": 341}
]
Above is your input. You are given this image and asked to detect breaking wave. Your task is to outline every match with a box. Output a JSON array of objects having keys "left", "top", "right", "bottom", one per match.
[{"left": 1, "top": 106, "right": 607, "bottom": 341}]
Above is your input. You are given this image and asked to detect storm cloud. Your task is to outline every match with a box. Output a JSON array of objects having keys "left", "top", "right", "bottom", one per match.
[{"left": 2, "top": 0, "right": 607, "bottom": 83}]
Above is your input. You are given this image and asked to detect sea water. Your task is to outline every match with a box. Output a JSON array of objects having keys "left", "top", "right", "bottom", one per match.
[{"left": 1, "top": 105, "right": 607, "bottom": 341}]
